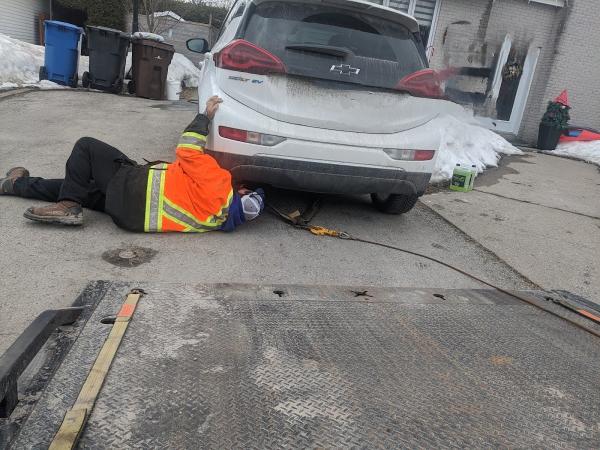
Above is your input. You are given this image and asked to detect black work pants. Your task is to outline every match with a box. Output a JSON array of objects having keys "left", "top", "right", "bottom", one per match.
[{"left": 12, "top": 137, "right": 135, "bottom": 212}]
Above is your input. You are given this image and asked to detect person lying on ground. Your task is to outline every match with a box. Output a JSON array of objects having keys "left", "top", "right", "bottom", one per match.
[{"left": 0, "top": 95, "right": 264, "bottom": 232}]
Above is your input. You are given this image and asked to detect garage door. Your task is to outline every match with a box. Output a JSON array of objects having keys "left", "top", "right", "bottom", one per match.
[{"left": 0, "top": 0, "right": 49, "bottom": 44}]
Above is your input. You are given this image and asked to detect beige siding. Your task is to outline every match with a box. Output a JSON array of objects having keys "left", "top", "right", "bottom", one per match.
[{"left": 0, "top": 0, "right": 50, "bottom": 44}]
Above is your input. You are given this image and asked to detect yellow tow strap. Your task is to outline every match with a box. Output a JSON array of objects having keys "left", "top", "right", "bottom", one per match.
[
  {"left": 308, "top": 226, "right": 341, "bottom": 237},
  {"left": 49, "top": 290, "right": 144, "bottom": 450}
]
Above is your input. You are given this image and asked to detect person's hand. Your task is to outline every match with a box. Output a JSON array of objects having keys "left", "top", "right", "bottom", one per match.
[{"left": 204, "top": 95, "right": 223, "bottom": 121}]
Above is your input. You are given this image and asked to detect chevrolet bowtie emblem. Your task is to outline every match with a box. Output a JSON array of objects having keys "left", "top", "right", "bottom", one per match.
[{"left": 330, "top": 64, "right": 360, "bottom": 75}]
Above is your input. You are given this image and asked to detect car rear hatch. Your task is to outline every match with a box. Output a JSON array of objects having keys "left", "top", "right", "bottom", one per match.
[{"left": 215, "top": 0, "right": 444, "bottom": 134}]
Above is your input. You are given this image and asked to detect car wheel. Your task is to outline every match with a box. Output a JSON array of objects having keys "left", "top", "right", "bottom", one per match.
[
  {"left": 39, "top": 66, "right": 47, "bottom": 81},
  {"left": 371, "top": 193, "right": 419, "bottom": 215},
  {"left": 127, "top": 80, "right": 135, "bottom": 94},
  {"left": 70, "top": 74, "right": 78, "bottom": 88}
]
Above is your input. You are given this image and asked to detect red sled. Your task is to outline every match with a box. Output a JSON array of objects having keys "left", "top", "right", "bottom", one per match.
[{"left": 559, "top": 126, "right": 600, "bottom": 143}]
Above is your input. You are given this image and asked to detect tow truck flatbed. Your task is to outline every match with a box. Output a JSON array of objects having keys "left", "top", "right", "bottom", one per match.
[{"left": 3, "top": 281, "right": 600, "bottom": 448}]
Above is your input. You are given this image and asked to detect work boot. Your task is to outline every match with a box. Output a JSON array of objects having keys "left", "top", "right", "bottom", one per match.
[
  {"left": 23, "top": 200, "right": 83, "bottom": 226},
  {"left": 0, "top": 167, "right": 30, "bottom": 195}
]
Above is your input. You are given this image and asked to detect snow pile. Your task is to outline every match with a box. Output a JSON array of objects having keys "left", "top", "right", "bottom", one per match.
[
  {"left": 166, "top": 52, "right": 201, "bottom": 88},
  {"left": 430, "top": 114, "right": 522, "bottom": 182},
  {"left": 552, "top": 141, "right": 600, "bottom": 166},
  {"left": 0, "top": 33, "right": 45, "bottom": 86},
  {"left": 131, "top": 32, "right": 165, "bottom": 42},
  {"left": 153, "top": 11, "right": 185, "bottom": 22},
  {"left": 36, "top": 79, "right": 67, "bottom": 90},
  {"left": 0, "top": 32, "right": 88, "bottom": 90}
]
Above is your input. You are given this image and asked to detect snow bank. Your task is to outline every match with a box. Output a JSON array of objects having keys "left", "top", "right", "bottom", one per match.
[
  {"left": 0, "top": 32, "right": 88, "bottom": 90},
  {"left": 430, "top": 115, "right": 523, "bottom": 183},
  {"left": 166, "top": 53, "right": 201, "bottom": 88},
  {"left": 0, "top": 33, "right": 45, "bottom": 85},
  {"left": 552, "top": 141, "right": 600, "bottom": 166}
]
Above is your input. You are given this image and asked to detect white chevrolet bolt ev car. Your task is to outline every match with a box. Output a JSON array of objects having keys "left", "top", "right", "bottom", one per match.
[{"left": 187, "top": 0, "right": 462, "bottom": 214}]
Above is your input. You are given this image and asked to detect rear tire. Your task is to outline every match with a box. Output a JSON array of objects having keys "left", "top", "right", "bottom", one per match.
[
  {"left": 39, "top": 66, "right": 47, "bottom": 81},
  {"left": 371, "top": 193, "right": 419, "bottom": 215},
  {"left": 127, "top": 79, "right": 135, "bottom": 94},
  {"left": 70, "top": 74, "right": 78, "bottom": 88}
]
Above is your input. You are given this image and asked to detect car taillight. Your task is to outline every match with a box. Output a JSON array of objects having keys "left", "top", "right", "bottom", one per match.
[
  {"left": 219, "top": 126, "right": 247, "bottom": 142},
  {"left": 214, "top": 39, "right": 286, "bottom": 75},
  {"left": 219, "top": 126, "right": 286, "bottom": 146},
  {"left": 395, "top": 69, "right": 444, "bottom": 99},
  {"left": 383, "top": 149, "right": 435, "bottom": 161}
]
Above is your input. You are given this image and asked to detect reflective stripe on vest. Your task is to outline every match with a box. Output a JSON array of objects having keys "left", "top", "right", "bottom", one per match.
[
  {"left": 144, "top": 163, "right": 234, "bottom": 233},
  {"left": 144, "top": 163, "right": 167, "bottom": 232},
  {"left": 177, "top": 131, "right": 206, "bottom": 152},
  {"left": 163, "top": 198, "right": 219, "bottom": 232}
]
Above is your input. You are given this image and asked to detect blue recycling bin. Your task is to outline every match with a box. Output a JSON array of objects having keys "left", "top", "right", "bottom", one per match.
[{"left": 39, "top": 21, "right": 83, "bottom": 87}]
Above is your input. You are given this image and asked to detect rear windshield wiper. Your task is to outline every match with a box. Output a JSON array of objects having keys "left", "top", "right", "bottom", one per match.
[{"left": 285, "top": 44, "right": 352, "bottom": 58}]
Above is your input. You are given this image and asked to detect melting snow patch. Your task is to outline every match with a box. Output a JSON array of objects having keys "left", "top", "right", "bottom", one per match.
[
  {"left": 167, "top": 52, "right": 201, "bottom": 88},
  {"left": 431, "top": 115, "right": 523, "bottom": 183},
  {"left": 0, "top": 32, "right": 89, "bottom": 88},
  {"left": 0, "top": 33, "right": 45, "bottom": 85},
  {"left": 551, "top": 141, "right": 600, "bottom": 166}
]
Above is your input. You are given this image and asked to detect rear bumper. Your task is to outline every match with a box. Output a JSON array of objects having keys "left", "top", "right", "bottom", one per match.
[{"left": 207, "top": 150, "right": 431, "bottom": 195}]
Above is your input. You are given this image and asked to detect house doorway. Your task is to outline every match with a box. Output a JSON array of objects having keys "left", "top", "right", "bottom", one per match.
[{"left": 476, "top": 39, "right": 541, "bottom": 135}]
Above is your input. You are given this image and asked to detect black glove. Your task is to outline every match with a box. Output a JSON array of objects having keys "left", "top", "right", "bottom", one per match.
[{"left": 184, "top": 113, "right": 210, "bottom": 136}]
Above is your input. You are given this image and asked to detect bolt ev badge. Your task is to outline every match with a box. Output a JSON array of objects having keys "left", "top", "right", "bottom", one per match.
[{"left": 330, "top": 64, "right": 360, "bottom": 75}]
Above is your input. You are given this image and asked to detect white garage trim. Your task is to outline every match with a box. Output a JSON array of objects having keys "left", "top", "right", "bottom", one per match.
[{"left": 0, "top": 0, "right": 51, "bottom": 44}]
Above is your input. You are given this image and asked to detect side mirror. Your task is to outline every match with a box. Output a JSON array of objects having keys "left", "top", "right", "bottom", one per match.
[{"left": 186, "top": 38, "right": 209, "bottom": 54}]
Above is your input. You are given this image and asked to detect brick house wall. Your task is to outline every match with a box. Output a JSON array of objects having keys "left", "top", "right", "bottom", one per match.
[
  {"left": 428, "top": 0, "right": 595, "bottom": 144},
  {"left": 543, "top": 0, "right": 600, "bottom": 136}
]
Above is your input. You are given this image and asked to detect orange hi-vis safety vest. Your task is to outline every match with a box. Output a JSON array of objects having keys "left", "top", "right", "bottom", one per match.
[{"left": 143, "top": 117, "right": 234, "bottom": 232}]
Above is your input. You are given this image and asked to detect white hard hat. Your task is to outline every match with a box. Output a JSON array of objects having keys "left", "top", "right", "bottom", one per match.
[{"left": 241, "top": 191, "right": 264, "bottom": 221}]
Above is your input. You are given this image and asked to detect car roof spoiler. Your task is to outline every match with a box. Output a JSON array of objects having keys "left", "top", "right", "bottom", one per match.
[{"left": 251, "top": 0, "right": 420, "bottom": 33}]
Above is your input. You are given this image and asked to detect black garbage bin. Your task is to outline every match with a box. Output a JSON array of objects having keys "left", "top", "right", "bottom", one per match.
[
  {"left": 82, "top": 26, "right": 130, "bottom": 94},
  {"left": 128, "top": 38, "right": 174, "bottom": 100}
]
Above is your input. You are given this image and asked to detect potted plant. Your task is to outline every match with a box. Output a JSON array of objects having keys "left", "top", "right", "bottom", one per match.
[{"left": 537, "top": 90, "right": 570, "bottom": 150}]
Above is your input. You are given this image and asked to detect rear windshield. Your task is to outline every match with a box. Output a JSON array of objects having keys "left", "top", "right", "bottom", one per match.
[{"left": 242, "top": 2, "right": 426, "bottom": 90}]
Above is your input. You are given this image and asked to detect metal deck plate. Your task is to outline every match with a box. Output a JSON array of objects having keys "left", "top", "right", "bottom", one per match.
[{"left": 12, "top": 283, "right": 600, "bottom": 449}]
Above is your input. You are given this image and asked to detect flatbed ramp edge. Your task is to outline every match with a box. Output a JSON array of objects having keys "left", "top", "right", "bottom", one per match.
[{"left": 5, "top": 281, "right": 600, "bottom": 448}]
